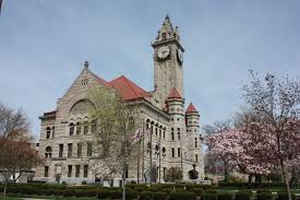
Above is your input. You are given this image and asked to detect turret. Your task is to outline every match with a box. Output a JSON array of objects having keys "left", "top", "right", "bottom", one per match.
[
  {"left": 165, "top": 87, "right": 184, "bottom": 116},
  {"left": 185, "top": 103, "right": 200, "bottom": 132}
]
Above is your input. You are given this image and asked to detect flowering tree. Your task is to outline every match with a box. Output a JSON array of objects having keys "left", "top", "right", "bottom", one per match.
[
  {"left": 203, "top": 120, "right": 233, "bottom": 182},
  {"left": 242, "top": 71, "right": 300, "bottom": 200},
  {"left": 206, "top": 129, "right": 272, "bottom": 179}
]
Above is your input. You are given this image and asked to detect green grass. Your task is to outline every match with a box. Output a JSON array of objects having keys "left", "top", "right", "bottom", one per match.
[{"left": 0, "top": 197, "right": 22, "bottom": 200}]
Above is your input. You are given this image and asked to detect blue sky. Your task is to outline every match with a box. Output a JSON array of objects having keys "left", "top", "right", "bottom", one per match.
[{"left": 0, "top": 0, "right": 299, "bottom": 138}]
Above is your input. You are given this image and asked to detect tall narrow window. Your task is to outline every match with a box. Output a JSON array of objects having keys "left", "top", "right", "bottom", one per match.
[
  {"left": 44, "top": 166, "right": 49, "bottom": 177},
  {"left": 178, "top": 148, "right": 181, "bottom": 157},
  {"left": 87, "top": 142, "right": 92, "bottom": 156},
  {"left": 155, "top": 126, "right": 158, "bottom": 136},
  {"left": 59, "top": 144, "right": 64, "bottom": 158},
  {"left": 159, "top": 128, "right": 162, "bottom": 138},
  {"left": 195, "top": 154, "right": 198, "bottom": 162},
  {"left": 68, "top": 165, "right": 72, "bottom": 177},
  {"left": 84, "top": 165, "right": 88, "bottom": 178},
  {"left": 52, "top": 126, "right": 55, "bottom": 138},
  {"left": 83, "top": 122, "right": 89, "bottom": 135},
  {"left": 76, "top": 122, "right": 81, "bottom": 135},
  {"left": 77, "top": 143, "right": 82, "bottom": 157},
  {"left": 163, "top": 129, "right": 165, "bottom": 139},
  {"left": 45, "top": 146, "right": 52, "bottom": 158},
  {"left": 171, "top": 148, "right": 175, "bottom": 158},
  {"left": 177, "top": 128, "right": 181, "bottom": 140},
  {"left": 46, "top": 127, "right": 51, "bottom": 139},
  {"left": 69, "top": 123, "right": 74, "bottom": 136},
  {"left": 91, "top": 120, "right": 97, "bottom": 134},
  {"left": 75, "top": 165, "right": 80, "bottom": 178},
  {"left": 195, "top": 138, "right": 198, "bottom": 148},
  {"left": 163, "top": 167, "right": 166, "bottom": 180},
  {"left": 68, "top": 143, "right": 73, "bottom": 158},
  {"left": 171, "top": 128, "right": 174, "bottom": 141}
]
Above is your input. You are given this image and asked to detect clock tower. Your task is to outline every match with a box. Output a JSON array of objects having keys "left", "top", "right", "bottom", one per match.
[{"left": 152, "top": 15, "right": 185, "bottom": 107}]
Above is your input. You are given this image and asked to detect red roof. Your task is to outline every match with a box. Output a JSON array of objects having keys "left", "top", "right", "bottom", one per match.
[
  {"left": 186, "top": 103, "right": 198, "bottom": 113},
  {"left": 167, "top": 87, "right": 182, "bottom": 99},
  {"left": 108, "top": 75, "right": 151, "bottom": 101}
]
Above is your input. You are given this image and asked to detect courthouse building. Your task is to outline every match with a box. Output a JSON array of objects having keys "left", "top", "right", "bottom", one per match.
[{"left": 35, "top": 16, "right": 205, "bottom": 185}]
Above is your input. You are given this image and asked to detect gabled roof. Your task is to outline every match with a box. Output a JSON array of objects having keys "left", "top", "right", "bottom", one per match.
[
  {"left": 167, "top": 87, "right": 182, "bottom": 99},
  {"left": 88, "top": 70, "right": 110, "bottom": 87},
  {"left": 186, "top": 103, "right": 199, "bottom": 114},
  {"left": 108, "top": 75, "right": 151, "bottom": 101}
]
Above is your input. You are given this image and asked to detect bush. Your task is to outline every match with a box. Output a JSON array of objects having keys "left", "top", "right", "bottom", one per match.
[
  {"left": 152, "top": 192, "right": 167, "bottom": 200},
  {"left": 81, "top": 181, "right": 87, "bottom": 185},
  {"left": 202, "top": 193, "right": 217, "bottom": 200},
  {"left": 277, "top": 192, "right": 296, "bottom": 200},
  {"left": 140, "top": 191, "right": 153, "bottom": 200},
  {"left": 169, "top": 191, "right": 196, "bottom": 200},
  {"left": 235, "top": 191, "right": 252, "bottom": 200},
  {"left": 126, "top": 189, "right": 138, "bottom": 200},
  {"left": 257, "top": 192, "right": 273, "bottom": 200},
  {"left": 218, "top": 193, "right": 233, "bottom": 200}
]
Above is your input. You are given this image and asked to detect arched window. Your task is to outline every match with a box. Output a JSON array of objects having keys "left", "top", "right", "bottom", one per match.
[
  {"left": 177, "top": 128, "right": 181, "bottom": 140},
  {"left": 195, "top": 154, "right": 198, "bottom": 162},
  {"left": 195, "top": 138, "right": 198, "bottom": 148},
  {"left": 45, "top": 146, "right": 52, "bottom": 158},
  {"left": 83, "top": 121, "right": 89, "bottom": 135},
  {"left": 46, "top": 127, "right": 51, "bottom": 139},
  {"left": 171, "top": 128, "right": 174, "bottom": 141},
  {"left": 52, "top": 126, "right": 55, "bottom": 138},
  {"left": 91, "top": 120, "right": 97, "bottom": 134},
  {"left": 76, "top": 122, "right": 81, "bottom": 135},
  {"left": 69, "top": 123, "right": 74, "bottom": 136}
]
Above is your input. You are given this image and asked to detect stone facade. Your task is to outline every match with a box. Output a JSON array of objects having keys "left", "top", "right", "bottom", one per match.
[{"left": 35, "top": 16, "right": 204, "bottom": 185}]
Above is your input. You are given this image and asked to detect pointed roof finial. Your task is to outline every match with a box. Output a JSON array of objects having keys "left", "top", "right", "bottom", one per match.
[
  {"left": 165, "top": 14, "right": 170, "bottom": 20},
  {"left": 84, "top": 60, "right": 89, "bottom": 69}
]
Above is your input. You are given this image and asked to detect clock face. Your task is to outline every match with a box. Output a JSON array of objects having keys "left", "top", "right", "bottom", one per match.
[
  {"left": 177, "top": 49, "right": 183, "bottom": 65},
  {"left": 157, "top": 46, "right": 170, "bottom": 60}
]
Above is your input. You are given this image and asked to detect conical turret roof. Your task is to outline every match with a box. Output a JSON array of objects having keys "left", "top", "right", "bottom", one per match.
[
  {"left": 186, "top": 103, "right": 199, "bottom": 114},
  {"left": 167, "top": 87, "right": 182, "bottom": 99}
]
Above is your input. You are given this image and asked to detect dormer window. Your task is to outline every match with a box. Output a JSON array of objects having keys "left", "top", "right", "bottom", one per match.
[{"left": 162, "top": 32, "right": 167, "bottom": 40}]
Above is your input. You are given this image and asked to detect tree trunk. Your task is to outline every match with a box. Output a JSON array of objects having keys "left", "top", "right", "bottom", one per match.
[
  {"left": 3, "top": 181, "right": 7, "bottom": 200},
  {"left": 248, "top": 174, "right": 253, "bottom": 184},
  {"left": 224, "top": 161, "right": 228, "bottom": 183},
  {"left": 280, "top": 160, "right": 292, "bottom": 200}
]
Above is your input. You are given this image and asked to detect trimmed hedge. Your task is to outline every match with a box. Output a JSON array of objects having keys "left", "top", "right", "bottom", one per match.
[
  {"left": 257, "top": 192, "right": 273, "bottom": 200},
  {"left": 235, "top": 191, "right": 252, "bottom": 200},
  {"left": 202, "top": 193, "right": 217, "bottom": 200},
  {"left": 218, "top": 193, "right": 233, "bottom": 200},
  {"left": 169, "top": 191, "right": 196, "bottom": 200}
]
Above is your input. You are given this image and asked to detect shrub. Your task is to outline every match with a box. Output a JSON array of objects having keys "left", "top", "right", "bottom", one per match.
[
  {"left": 63, "top": 189, "right": 76, "bottom": 197},
  {"left": 169, "top": 191, "right": 196, "bottom": 200},
  {"left": 152, "top": 192, "right": 167, "bottom": 200},
  {"left": 277, "top": 192, "right": 296, "bottom": 200},
  {"left": 257, "top": 192, "right": 273, "bottom": 200},
  {"left": 81, "top": 180, "right": 87, "bottom": 185},
  {"left": 235, "top": 191, "right": 252, "bottom": 200},
  {"left": 218, "top": 193, "right": 233, "bottom": 200},
  {"left": 202, "top": 193, "right": 217, "bottom": 200},
  {"left": 140, "top": 191, "right": 153, "bottom": 200},
  {"left": 126, "top": 189, "right": 138, "bottom": 200}
]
